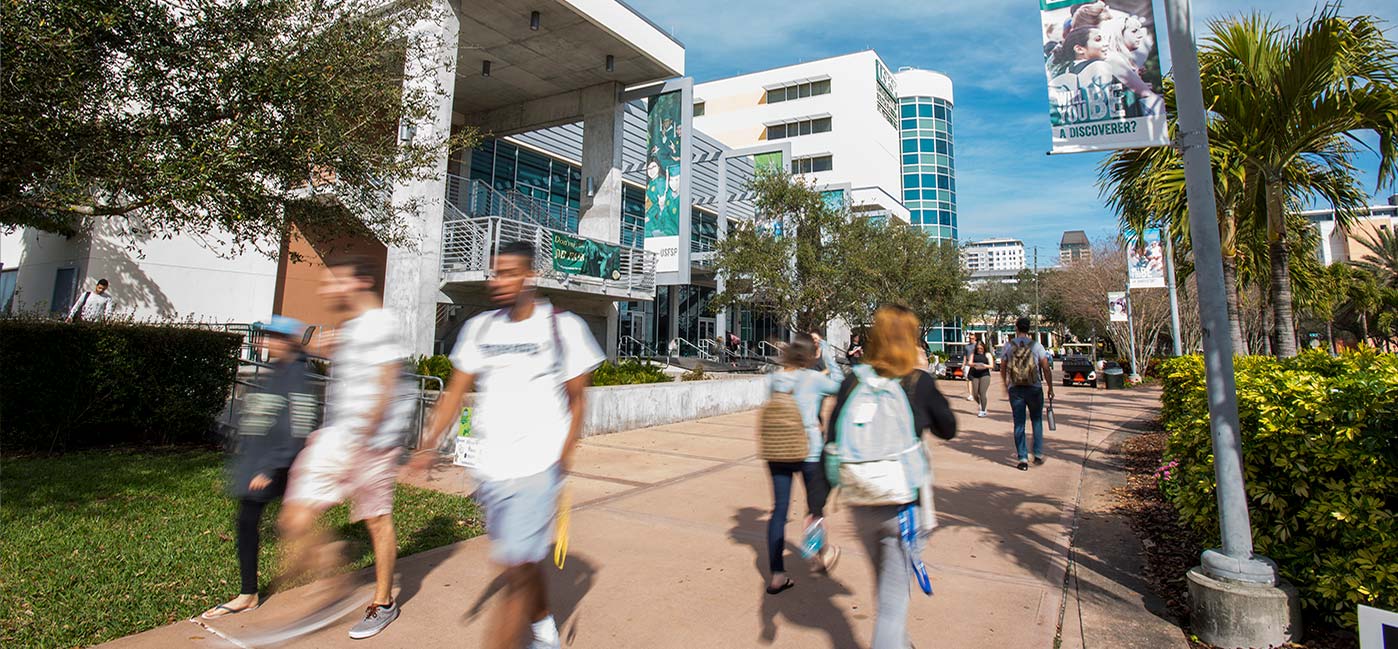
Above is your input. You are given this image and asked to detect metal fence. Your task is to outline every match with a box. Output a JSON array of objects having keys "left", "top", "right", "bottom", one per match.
[{"left": 442, "top": 215, "right": 657, "bottom": 294}]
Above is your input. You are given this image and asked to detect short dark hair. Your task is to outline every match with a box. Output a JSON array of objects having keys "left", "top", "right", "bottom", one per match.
[
  {"left": 327, "top": 255, "right": 380, "bottom": 292},
  {"left": 1016, "top": 317, "right": 1032, "bottom": 333},
  {"left": 497, "top": 240, "right": 535, "bottom": 263},
  {"left": 96, "top": 278, "right": 109, "bottom": 287}
]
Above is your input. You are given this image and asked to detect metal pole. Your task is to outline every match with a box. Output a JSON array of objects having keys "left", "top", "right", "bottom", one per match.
[
  {"left": 1163, "top": 0, "right": 1275, "bottom": 584},
  {"left": 1034, "top": 247, "right": 1041, "bottom": 344},
  {"left": 1123, "top": 282, "right": 1142, "bottom": 383},
  {"left": 1164, "top": 229, "right": 1184, "bottom": 356}
]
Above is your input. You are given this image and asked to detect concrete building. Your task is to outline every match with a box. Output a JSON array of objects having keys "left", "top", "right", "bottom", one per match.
[
  {"left": 1304, "top": 195, "right": 1398, "bottom": 266},
  {"left": 964, "top": 238, "right": 1026, "bottom": 276},
  {"left": 1060, "top": 230, "right": 1091, "bottom": 264},
  {"left": 0, "top": 0, "right": 775, "bottom": 360}
]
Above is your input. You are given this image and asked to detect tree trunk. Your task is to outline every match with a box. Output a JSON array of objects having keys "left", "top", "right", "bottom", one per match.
[
  {"left": 1360, "top": 313, "right": 1369, "bottom": 347},
  {"left": 1327, "top": 321, "right": 1336, "bottom": 355},
  {"left": 1222, "top": 254, "right": 1248, "bottom": 355},
  {"left": 1265, "top": 179, "right": 1299, "bottom": 357}
]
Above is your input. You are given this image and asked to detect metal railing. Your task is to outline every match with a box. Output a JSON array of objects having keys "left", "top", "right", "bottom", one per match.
[
  {"left": 447, "top": 175, "right": 578, "bottom": 232},
  {"left": 619, "top": 335, "right": 660, "bottom": 360},
  {"left": 442, "top": 215, "right": 656, "bottom": 294},
  {"left": 675, "top": 337, "right": 717, "bottom": 362},
  {"left": 758, "top": 341, "right": 782, "bottom": 359}
]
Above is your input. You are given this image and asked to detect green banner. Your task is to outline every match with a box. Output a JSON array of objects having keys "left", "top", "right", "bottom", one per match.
[
  {"left": 1040, "top": 0, "right": 1089, "bottom": 10},
  {"left": 552, "top": 232, "right": 621, "bottom": 280}
]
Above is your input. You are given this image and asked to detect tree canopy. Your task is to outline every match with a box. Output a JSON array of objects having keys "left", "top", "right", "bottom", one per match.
[{"left": 0, "top": 0, "right": 476, "bottom": 255}]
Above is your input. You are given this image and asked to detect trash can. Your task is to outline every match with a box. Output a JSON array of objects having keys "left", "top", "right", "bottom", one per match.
[{"left": 1103, "top": 367, "right": 1126, "bottom": 390}]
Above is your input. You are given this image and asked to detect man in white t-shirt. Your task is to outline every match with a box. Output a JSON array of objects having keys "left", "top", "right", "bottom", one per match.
[
  {"left": 65, "top": 278, "right": 113, "bottom": 322},
  {"left": 414, "top": 240, "right": 602, "bottom": 649},
  {"left": 277, "top": 257, "right": 414, "bottom": 640}
]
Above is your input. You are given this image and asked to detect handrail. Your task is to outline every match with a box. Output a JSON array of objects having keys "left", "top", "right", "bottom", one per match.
[
  {"left": 619, "top": 335, "right": 659, "bottom": 360},
  {"left": 442, "top": 215, "right": 656, "bottom": 294},
  {"left": 675, "top": 337, "right": 717, "bottom": 362},
  {"left": 758, "top": 341, "right": 782, "bottom": 358}
]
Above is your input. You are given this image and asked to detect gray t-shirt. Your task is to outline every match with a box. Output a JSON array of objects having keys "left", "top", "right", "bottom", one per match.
[{"left": 999, "top": 336, "right": 1049, "bottom": 386}]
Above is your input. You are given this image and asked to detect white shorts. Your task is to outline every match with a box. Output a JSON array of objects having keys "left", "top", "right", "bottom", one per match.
[{"left": 286, "top": 430, "right": 400, "bottom": 522}]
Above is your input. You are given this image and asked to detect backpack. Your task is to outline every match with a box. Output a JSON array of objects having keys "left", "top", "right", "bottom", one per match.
[
  {"left": 1007, "top": 339, "right": 1039, "bottom": 386},
  {"left": 757, "top": 380, "right": 809, "bottom": 462},
  {"left": 824, "top": 364, "right": 930, "bottom": 506}
]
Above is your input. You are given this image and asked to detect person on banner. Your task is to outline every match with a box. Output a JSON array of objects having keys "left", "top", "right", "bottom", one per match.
[
  {"left": 1000, "top": 318, "right": 1054, "bottom": 472},
  {"left": 825, "top": 305, "right": 956, "bottom": 649},
  {"left": 272, "top": 257, "right": 416, "bottom": 640},
  {"left": 201, "top": 316, "right": 316, "bottom": 620},
  {"left": 757, "top": 333, "right": 843, "bottom": 596},
  {"left": 413, "top": 240, "right": 603, "bottom": 649},
  {"left": 1049, "top": 23, "right": 1162, "bottom": 122}
]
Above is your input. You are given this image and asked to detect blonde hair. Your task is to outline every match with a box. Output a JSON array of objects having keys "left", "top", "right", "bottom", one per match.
[{"left": 864, "top": 305, "right": 923, "bottom": 378}]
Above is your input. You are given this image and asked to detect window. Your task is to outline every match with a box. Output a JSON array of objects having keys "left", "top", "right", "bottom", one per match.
[
  {"left": 791, "top": 155, "right": 833, "bottom": 174},
  {"left": 767, "top": 117, "right": 831, "bottom": 140},
  {"left": 766, "top": 79, "right": 831, "bottom": 104},
  {"left": 693, "top": 101, "right": 705, "bottom": 117}
]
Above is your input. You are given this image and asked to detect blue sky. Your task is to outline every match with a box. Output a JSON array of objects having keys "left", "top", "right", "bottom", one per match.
[{"left": 626, "top": 0, "right": 1397, "bottom": 264}]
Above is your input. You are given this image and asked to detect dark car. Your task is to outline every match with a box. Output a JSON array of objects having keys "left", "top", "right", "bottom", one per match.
[
  {"left": 942, "top": 354, "right": 967, "bottom": 381},
  {"left": 1060, "top": 354, "right": 1097, "bottom": 388}
]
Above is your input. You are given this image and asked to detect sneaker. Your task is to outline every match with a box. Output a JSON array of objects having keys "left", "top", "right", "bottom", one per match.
[
  {"left": 1017, "top": 461, "right": 1029, "bottom": 471},
  {"left": 965, "top": 394, "right": 974, "bottom": 401},
  {"left": 348, "top": 601, "right": 398, "bottom": 640},
  {"left": 1033, "top": 456, "right": 1045, "bottom": 466},
  {"left": 977, "top": 410, "right": 987, "bottom": 418}
]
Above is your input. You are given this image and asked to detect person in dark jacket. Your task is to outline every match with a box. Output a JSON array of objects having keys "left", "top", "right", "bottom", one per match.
[{"left": 202, "top": 316, "right": 317, "bottom": 619}]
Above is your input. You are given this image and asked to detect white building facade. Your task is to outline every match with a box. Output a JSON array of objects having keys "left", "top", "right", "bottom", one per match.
[
  {"left": 1304, "top": 196, "right": 1397, "bottom": 266},
  {"left": 964, "top": 238, "right": 1027, "bottom": 275}
]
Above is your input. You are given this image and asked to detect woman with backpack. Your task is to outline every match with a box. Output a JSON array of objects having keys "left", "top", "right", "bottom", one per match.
[
  {"left": 757, "top": 333, "right": 843, "bottom": 595},
  {"left": 825, "top": 305, "right": 956, "bottom": 649}
]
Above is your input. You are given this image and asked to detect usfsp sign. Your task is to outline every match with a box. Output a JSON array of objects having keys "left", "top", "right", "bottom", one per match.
[{"left": 1360, "top": 605, "right": 1398, "bottom": 649}]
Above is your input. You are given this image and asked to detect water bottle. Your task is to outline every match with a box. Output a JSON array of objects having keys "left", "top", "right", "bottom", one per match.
[{"left": 800, "top": 518, "right": 825, "bottom": 559}]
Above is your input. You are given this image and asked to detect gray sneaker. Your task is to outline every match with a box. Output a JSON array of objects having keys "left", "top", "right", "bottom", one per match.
[{"left": 348, "top": 601, "right": 398, "bottom": 640}]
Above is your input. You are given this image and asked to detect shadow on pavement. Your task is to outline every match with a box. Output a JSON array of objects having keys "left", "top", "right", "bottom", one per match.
[{"left": 460, "top": 550, "right": 598, "bottom": 645}]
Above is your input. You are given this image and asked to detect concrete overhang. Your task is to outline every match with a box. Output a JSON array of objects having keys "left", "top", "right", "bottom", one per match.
[{"left": 452, "top": 0, "right": 683, "bottom": 124}]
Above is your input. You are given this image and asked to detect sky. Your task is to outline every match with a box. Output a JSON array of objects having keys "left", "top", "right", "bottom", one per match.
[{"left": 624, "top": 0, "right": 1398, "bottom": 265}]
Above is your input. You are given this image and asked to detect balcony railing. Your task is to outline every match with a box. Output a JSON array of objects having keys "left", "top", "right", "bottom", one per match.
[{"left": 442, "top": 215, "right": 656, "bottom": 295}]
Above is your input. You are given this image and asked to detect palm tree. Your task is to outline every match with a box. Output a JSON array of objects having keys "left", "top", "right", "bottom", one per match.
[
  {"left": 1353, "top": 226, "right": 1398, "bottom": 287},
  {"left": 1199, "top": 6, "right": 1398, "bottom": 357}
]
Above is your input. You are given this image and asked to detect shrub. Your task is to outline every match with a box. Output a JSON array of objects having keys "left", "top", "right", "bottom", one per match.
[
  {"left": 681, "top": 366, "right": 708, "bottom": 381},
  {"left": 0, "top": 319, "right": 241, "bottom": 452},
  {"left": 414, "top": 354, "right": 454, "bottom": 385},
  {"left": 591, "top": 359, "right": 670, "bottom": 386},
  {"left": 1158, "top": 350, "right": 1398, "bottom": 627}
]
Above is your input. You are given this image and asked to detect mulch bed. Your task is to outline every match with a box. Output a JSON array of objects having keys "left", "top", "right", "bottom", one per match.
[{"left": 1110, "top": 428, "right": 1358, "bottom": 649}]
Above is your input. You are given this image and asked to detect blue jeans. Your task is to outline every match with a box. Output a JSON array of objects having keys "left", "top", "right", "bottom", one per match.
[
  {"left": 767, "top": 461, "right": 827, "bottom": 574},
  {"left": 1008, "top": 385, "right": 1045, "bottom": 461}
]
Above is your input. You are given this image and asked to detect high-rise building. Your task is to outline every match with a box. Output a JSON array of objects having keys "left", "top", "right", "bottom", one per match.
[
  {"left": 1059, "top": 230, "right": 1091, "bottom": 264},
  {"left": 1304, "top": 195, "right": 1398, "bottom": 266},
  {"left": 896, "top": 69, "right": 957, "bottom": 242},
  {"left": 963, "top": 238, "right": 1027, "bottom": 277}
]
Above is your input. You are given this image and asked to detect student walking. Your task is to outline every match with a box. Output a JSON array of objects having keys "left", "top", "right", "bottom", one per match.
[
  {"left": 1000, "top": 317, "right": 1054, "bottom": 471},
  {"left": 963, "top": 333, "right": 978, "bottom": 401},
  {"left": 968, "top": 342, "right": 993, "bottom": 417},
  {"left": 65, "top": 278, "right": 113, "bottom": 322},
  {"left": 202, "top": 316, "right": 316, "bottom": 620},
  {"left": 274, "top": 257, "right": 416, "bottom": 640},
  {"left": 415, "top": 241, "right": 603, "bottom": 649},
  {"left": 758, "top": 333, "right": 843, "bottom": 595},
  {"left": 826, "top": 305, "right": 956, "bottom": 649}
]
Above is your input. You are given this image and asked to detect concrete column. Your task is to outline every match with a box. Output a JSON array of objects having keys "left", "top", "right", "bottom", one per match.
[
  {"left": 577, "top": 82, "right": 624, "bottom": 244},
  {"left": 383, "top": 0, "right": 457, "bottom": 356},
  {"left": 605, "top": 304, "right": 619, "bottom": 360}
]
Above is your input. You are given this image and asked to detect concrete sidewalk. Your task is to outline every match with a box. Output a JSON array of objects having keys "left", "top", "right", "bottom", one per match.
[{"left": 102, "top": 381, "right": 1184, "bottom": 649}]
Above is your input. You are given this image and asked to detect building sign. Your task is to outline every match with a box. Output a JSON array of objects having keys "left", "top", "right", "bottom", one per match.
[
  {"left": 1108, "top": 291, "right": 1128, "bottom": 322},
  {"left": 552, "top": 232, "right": 621, "bottom": 280},
  {"left": 875, "top": 59, "right": 899, "bottom": 129},
  {"left": 1128, "top": 227, "right": 1166, "bottom": 289},
  {"left": 1039, "top": 0, "right": 1169, "bottom": 153},
  {"left": 753, "top": 151, "right": 784, "bottom": 174},
  {"left": 645, "top": 89, "right": 686, "bottom": 276}
]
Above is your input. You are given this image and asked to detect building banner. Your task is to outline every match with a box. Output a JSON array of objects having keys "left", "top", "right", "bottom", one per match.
[
  {"left": 552, "top": 232, "right": 621, "bottom": 280},
  {"left": 645, "top": 90, "right": 684, "bottom": 274},
  {"left": 1108, "top": 291, "right": 1129, "bottom": 322},
  {"left": 1128, "top": 227, "right": 1166, "bottom": 288},
  {"left": 1040, "top": 0, "right": 1169, "bottom": 153}
]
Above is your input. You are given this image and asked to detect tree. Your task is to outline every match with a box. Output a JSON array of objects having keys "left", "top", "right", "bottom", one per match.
[
  {"left": 1040, "top": 242, "right": 1181, "bottom": 366},
  {"left": 843, "top": 217, "right": 970, "bottom": 333},
  {"left": 967, "top": 273, "right": 1032, "bottom": 347},
  {"left": 1299, "top": 263, "right": 1352, "bottom": 353},
  {"left": 0, "top": 0, "right": 476, "bottom": 255}
]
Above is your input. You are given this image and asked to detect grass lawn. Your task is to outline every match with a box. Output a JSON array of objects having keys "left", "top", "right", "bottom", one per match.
[{"left": 1, "top": 448, "right": 482, "bottom": 649}]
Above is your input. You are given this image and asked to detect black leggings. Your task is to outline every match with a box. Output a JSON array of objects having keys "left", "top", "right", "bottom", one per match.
[
  {"left": 766, "top": 461, "right": 829, "bottom": 574},
  {"left": 237, "top": 498, "right": 270, "bottom": 595}
]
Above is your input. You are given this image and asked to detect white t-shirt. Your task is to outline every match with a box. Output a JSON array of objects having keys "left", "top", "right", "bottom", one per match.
[
  {"left": 323, "top": 308, "right": 414, "bottom": 449},
  {"left": 450, "top": 302, "right": 604, "bottom": 481}
]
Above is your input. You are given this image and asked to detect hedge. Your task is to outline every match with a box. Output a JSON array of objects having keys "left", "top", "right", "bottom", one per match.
[
  {"left": 1158, "top": 350, "right": 1398, "bottom": 628},
  {"left": 0, "top": 319, "right": 241, "bottom": 451},
  {"left": 591, "top": 359, "right": 671, "bottom": 386}
]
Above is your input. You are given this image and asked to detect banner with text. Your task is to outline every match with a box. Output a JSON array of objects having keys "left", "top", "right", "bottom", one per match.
[
  {"left": 1040, "top": 0, "right": 1169, "bottom": 153},
  {"left": 1108, "top": 291, "right": 1129, "bottom": 322},
  {"left": 1128, "top": 227, "right": 1166, "bottom": 288},
  {"left": 552, "top": 232, "right": 621, "bottom": 280},
  {"left": 645, "top": 90, "right": 685, "bottom": 275}
]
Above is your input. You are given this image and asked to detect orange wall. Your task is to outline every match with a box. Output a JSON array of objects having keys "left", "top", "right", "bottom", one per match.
[{"left": 273, "top": 223, "right": 387, "bottom": 339}]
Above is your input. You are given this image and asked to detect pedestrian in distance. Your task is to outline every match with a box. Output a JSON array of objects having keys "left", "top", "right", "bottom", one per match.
[
  {"left": 969, "top": 342, "right": 993, "bottom": 417},
  {"left": 826, "top": 305, "right": 956, "bottom": 649},
  {"left": 757, "top": 332, "right": 843, "bottom": 595},
  {"left": 65, "top": 278, "right": 113, "bottom": 322},
  {"left": 273, "top": 257, "right": 416, "bottom": 640},
  {"left": 202, "top": 316, "right": 316, "bottom": 620},
  {"left": 414, "top": 240, "right": 603, "bottom": 649},
  {"left": 963, "top": 333, "right": 978, "bottom": 401},
  {"left": 1000, "top": 317, "right": 1054, "bottom": 471}
]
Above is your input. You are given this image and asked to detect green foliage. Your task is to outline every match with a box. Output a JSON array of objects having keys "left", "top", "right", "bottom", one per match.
[
  {"left": 414, "top": 354, "right": 455, "bottom": 384},
  {"left": 1158, "top": 351, "right": 1398, "bottom": 627},
  {"left": 0, "top": 449, "right": 482, "bottom": 648},
  {"left": 0, "top": 319, "right": 240, "bottom": 451},
  {"left": 0, "top": 0, "right": 479, "bottom": 253},
  {"left": 591, "top": 360, "right": 670, "bottom": 387},
  {"left": 681, "top": 366, "right": 708, "bottom": 382}
]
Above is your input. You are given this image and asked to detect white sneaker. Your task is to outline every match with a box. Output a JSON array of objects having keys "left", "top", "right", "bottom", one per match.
[
  {"left": 965, "top": 395, "right": 974, "bottom": 401},
  {"left": 977, "top": 410, "right": 987, "bottom": 417}
]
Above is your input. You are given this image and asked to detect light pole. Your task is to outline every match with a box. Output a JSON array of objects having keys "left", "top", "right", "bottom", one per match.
[
  {"left": 1162, "top": 0, "right": 1298, "bottom": 645},
  {"left": 1164, "top": 228, "right": 1184, "bottom": 356}
]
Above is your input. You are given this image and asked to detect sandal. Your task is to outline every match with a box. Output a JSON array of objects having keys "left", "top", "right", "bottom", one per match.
[
  {"left": 819, "top": 546, "right": 841, "bottom": 573},
  {"left": 201, "top": 601, "right": 258, "bottom": 620},
  {"left": 765, "top": 578, "right": 795, "bottom": 595}
]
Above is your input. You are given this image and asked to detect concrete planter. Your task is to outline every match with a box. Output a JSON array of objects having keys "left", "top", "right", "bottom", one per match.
[{"left": 582, "top": 376, "right": 768, "bottom": 436}]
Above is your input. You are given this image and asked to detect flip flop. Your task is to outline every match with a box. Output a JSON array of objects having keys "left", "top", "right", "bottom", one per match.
[
  {"left": 201, "top": 603, "right": 256, "bottom": 620},
  {"left": 819, "top": 546, "right": 841, "bottom": 573},
  {"left": 765, "top": 578, "right": 795, "bottom": 595}
]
